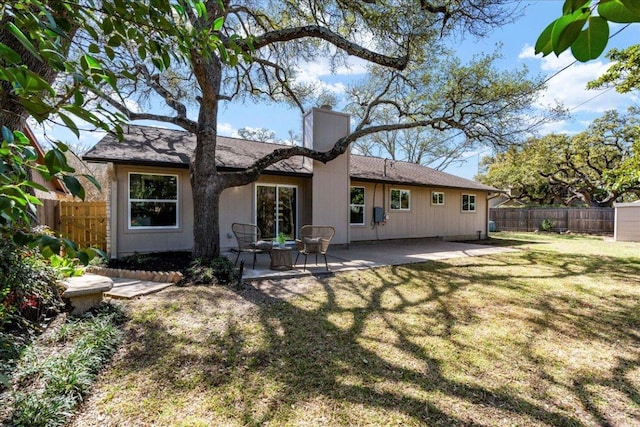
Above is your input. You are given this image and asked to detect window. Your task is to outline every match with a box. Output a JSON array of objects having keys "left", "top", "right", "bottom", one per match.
[
  {"left": 390, "top": 188, "right": 410, "bottom": 210},
  {"left": 129, "top": 173, "right": 178, "bottom": 228},
  {"left": 256, "top": 184, "right": 297, "bottom": 240},
  {"left": 462, "top": 194, "right": 476, "bottom": 212},
  {"left": 432, "top": 192, "right": 445, "bottom": 205},
  {"left": 350, "top": 186, "right": 365, "bottom": 225}
]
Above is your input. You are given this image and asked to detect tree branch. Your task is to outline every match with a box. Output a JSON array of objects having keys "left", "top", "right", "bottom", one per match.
[
  {"left": 243, "top": 25, "right": 408, "bottom": 71},
  {"left": 101, "top": 95, "right": 197, "bottom": 133}
]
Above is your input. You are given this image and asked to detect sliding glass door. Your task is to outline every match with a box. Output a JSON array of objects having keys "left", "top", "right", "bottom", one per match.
[{"left": 255, "top": 184, "right": 297, "bottom": 240}]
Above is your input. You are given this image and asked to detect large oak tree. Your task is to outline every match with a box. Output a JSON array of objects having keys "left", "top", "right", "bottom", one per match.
[
  {"left": 4, "top": 1, "right": 548, "bottom": 261},
  {"left": 478, "top": 109, "right": 640, "bottom": 207}
]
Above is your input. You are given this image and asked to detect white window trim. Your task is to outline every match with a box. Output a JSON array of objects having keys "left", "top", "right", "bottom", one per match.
[
  {"left": 350, "top": 186, "right": 366, "bottom": 225},
  {"left": 432, "top": 191, "right": 445, "bottom": 206},
  {"left": 127, "top": 172, "right": 179, "bottom": 230},
  {"left": 461, "top": 193, "right": 477, "bottom": 213},
  {"left": 390, "top": 188, "right": 411, "bottom": 211}
]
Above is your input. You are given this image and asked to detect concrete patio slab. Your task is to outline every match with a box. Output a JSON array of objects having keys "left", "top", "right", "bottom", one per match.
[
  {"left": 232, "top": 239, "right": 518, "bottom": 281},
  {"left": 101, "top": 240, "right": 517, "bottom": 298}
]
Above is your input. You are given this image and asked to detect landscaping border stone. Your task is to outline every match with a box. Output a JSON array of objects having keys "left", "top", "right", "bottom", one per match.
[{"left": 85, "top": 266, "right": 184, "bottom": 283}]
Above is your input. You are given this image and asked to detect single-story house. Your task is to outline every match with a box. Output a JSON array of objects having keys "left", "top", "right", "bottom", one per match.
[{"left": 83, "top": 108, "right": 498, "bottom": 258}]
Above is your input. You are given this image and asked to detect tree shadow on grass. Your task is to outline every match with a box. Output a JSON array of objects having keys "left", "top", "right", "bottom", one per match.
[
  {"left": 224, "top": 267, "right": 588, "bottom": 426},
  {"left": 89, "top": 247, "right": 640, "bottom": 426}
]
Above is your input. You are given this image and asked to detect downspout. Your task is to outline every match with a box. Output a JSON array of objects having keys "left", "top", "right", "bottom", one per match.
[
  {"left": 485, "top": 191, "right": 491, "bottom": 239},
  {"left": 107, "top": 162, "right": 118, "bottom": 258}
]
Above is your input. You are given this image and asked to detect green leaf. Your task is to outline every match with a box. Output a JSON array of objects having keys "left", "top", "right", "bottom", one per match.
[
  {"left": 18, "top": 98, "right": 51, "bottom": 121},
  {"left": 23, "top": 71, "right": 55, "bottom": 93},
  {"left": 1, "top": 126, "right": 14, "bottom": 144},
  {"left": 81, "top": 54, "right": 102, "bottom": 71},
  {"left": 77, "top": 251, "right": 90, "bottom": 265},
  {"left": 6, "top": 22, "right": 42, "bottom": 61},
  {"left": 107, "top": 34, "right": 122, "bottom": 48},
  {"left": 563, "top": 0, "right": 591, "bottom": 14},
  {"left": 82, "top": 173, "right": 102, "bottom": 191},
  {"left": 38, "top": 234, "right": 62, "bottom": 257},
  {"left": 138, "top": 45, "right": 147, "bottom": 61},
  {"left": 62, "top": 175, "right": 85, "bottom": 200},
  {"left": 552, "top": 9, "right": 590, "bottom": 55},
  {"left": 0, "top": 43, "right": 22, "bottom": 64},
  {"left": 213, "top": 16, "right": 224, "bottom": 31},
  {"left": 599, "top": 0, "right": 640, "bottom": 22},
  {"left": 73, "top": 89, "right": 84, "bottom": 106},
  {"left": 620, "top": 0, "right": 640, "bottom": 14},
  {"left": 102, "top": 18, "right": 113, "bottom": 34},
  {"left": 58, "top": 111, "right": 80, "bottom": 138},
  {"left": 54, "top": 140, "right": 69, "bottom": 152},
  {"left": 194, "top": 1, "right": 208, "bottom": 19},
  {"left": 571, "top": 16, "right": 610, "bottom": 61},
  {"left": 24, "top": 180, "right": 49, "bottom": 192},
  {"left": 536, "top": 21, "right": 556, "bottom": 56}
]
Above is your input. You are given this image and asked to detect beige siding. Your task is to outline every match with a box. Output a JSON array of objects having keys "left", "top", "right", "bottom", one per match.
[
  {"left": 115, "top": 165, "right": 194, "bottom": 257},
  {"left": 614, "top": 204, "right": 640, "bottom": 242},
  {"left": 304, "top": 108, "right": 351, "bottom": 244},
  {"left": 219, "top": 175, "right": 311, "bottom": 250},
  {"left": 349, "top": 181, "right": 489, "bottom": 242},
  {"left": 114, "top": 165, "right": 311, "bottom": 256}
]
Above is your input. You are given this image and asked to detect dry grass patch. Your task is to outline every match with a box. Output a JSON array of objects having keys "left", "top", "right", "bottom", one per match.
[{"left": 70, "top": 233, "right": 640, "bottom": 426}]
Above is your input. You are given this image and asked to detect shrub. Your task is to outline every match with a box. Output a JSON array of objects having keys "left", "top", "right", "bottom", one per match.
[
  {"left": 0, "top": 239, "right": 63, "bottom": 330},
  {"left": 0, "top": 239, "right": 65, "bottom": 388},
  {"left": 186, "top": 257, "right": 238, "bottom": 285},
  {"left": 540, "top": 218, "right": 556, "bottom": 232}
]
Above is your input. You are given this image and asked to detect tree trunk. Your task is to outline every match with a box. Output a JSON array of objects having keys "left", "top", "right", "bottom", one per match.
[
  {"left": 191, "top": 176, "right": 222, "bottom": 260},
  {"left": 190, "top": 44, "right": 224, "bottom": 261}
]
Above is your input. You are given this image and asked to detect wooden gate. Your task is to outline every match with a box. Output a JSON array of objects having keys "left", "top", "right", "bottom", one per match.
[{"left": 58, "top": 201, "right": 107, "bottom": 250}]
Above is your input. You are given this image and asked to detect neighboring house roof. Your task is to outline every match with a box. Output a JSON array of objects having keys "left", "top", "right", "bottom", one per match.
[{"left": 84, "top": 125, "right": 496, "bottom": 192}]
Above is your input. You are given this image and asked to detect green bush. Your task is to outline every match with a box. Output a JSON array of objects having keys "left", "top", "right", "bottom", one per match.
[
  {"left": 0, "top": 238, "right": 65, "bottom": 387},
  {"left": 186, "top": 256, "right": 238, "bottom": 285},
  {"left": 540, "top": 218, "right": 556, "bottom": 232},
  {"left": 0, "top": 239, "right": 63, "bottom": 330}
]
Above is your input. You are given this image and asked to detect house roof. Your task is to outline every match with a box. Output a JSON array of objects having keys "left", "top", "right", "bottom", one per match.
[
  {"left": 83, "top": 125, "right": 312, "bottom": 176},
  {"left": 84, "top": 124, "right": 496, "bottom": 192},
  {"left": 349, "top": 155, "right": 495, "bottom": 191}
]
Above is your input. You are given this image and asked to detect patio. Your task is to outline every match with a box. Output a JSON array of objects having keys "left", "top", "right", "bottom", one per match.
[
  {"left": 105, "top": 238, "right": 517, "bottom": 298},
  {"left": 231, "top": 238, "right": 518, "bottom": 280}
]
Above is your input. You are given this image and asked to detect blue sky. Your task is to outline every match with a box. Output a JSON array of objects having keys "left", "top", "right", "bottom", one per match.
[{"left": 33, "top": 1, "right": 640, "bottom": 180}]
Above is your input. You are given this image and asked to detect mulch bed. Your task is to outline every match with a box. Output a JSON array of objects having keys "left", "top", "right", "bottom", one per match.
[{"left": 107, "top": 251, "right": 194, "bottom": 273}]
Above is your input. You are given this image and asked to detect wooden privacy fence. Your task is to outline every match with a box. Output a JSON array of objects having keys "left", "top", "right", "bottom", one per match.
[
  {"left": 58, "top": 201, "right": 107, "bottom": 250},
  {"left": 490, "top": 207, "right": 614, "bottom": 235}
]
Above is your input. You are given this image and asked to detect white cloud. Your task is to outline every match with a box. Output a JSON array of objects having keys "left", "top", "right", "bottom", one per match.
[
  {"left": 535, "top": 119, "right": 579, "bottom": 136},
  {"left": 519, "top": 45, "right": 637, "bottom": 114},
  {"left": 293, "top": 55, "right": 367, "bottom": 96},
  {"left": 217, "top": 122, "right": 237, "bottom": 137}
]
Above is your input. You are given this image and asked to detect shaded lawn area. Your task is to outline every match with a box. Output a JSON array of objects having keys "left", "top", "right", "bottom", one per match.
[{"left": 71, "top": 233, "right": 640, "bottom": 426}]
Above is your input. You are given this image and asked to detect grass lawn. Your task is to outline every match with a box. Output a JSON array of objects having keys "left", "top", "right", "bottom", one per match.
[{"left": 70, "top": 232, "right": 640, "bottom": 426}]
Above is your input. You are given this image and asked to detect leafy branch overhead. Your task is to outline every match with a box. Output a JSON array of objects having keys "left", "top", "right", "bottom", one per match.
[
  {"left": 3, "top": 0, "right": 546, "bottom": 261},
  {"left": 536, "top": 0, "right": 640, "bottom": 62}
]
